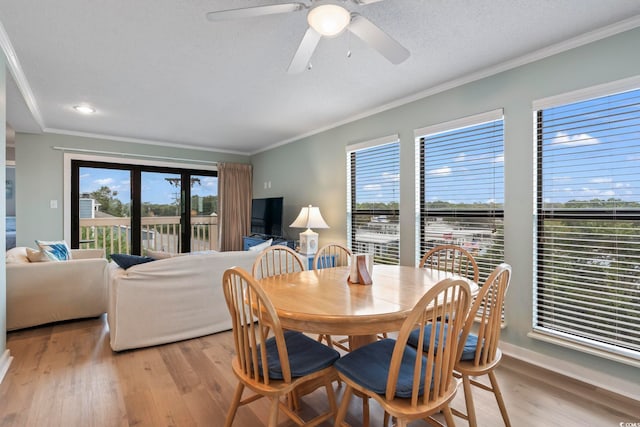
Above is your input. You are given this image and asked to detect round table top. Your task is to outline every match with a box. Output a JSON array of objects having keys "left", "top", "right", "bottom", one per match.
[{"left": 258, "top": 265, "right": 478, "bottom": 336}]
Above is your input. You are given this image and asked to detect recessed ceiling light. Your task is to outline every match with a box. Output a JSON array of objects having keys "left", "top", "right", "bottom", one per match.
[{"left": 73, "top": 104, "right": 96, "bottom": 114}]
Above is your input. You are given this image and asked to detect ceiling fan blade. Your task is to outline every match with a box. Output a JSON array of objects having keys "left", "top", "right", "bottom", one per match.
[
  {"left": 348, "top": 13, "right": 410, "bottom": 64},
  {"left": 287, "top": 27, "right": 322, "bottom": 73},
  {"left": 352, "top": 0, "right": 385, "bottom": 4},
  {"left": 206, "top": 3, "right": 306, "bottom": 22}
]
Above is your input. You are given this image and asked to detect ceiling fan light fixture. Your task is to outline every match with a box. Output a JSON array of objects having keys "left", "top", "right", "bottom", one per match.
[
  {"left": 73, "top": 104, "right": 96, "bottom": 114},
  {"left": 307, "top": 4, "right": 351, "bottom": 37}
]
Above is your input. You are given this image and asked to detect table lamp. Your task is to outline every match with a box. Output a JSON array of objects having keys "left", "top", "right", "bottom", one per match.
[{"left": 290, "top": 205, "right": 329, "bottom": 255}]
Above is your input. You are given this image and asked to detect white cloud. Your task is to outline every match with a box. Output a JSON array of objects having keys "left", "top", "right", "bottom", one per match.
[
  {"left": 590, "top": 177, "right": 612, "bottom": 184},
  {"left": 579, "top": 187, "right": 615, "bottom": 197},
  {"left": 551, "top": 131, "right": 599, "bottom": 146},
  {"left": 201, "top": 177, "right": 217, "bottom": 187},
  {"left": 552, "top": 176, "right": 573, "bottom": 183},
  {"left": 382, "top": 172, "right": 399, "bottom": 182},
  {"left": 428, "top": 166, "right": 452, "bottom": 176},
  {"left": 493, "top": 154, "right": 504, "bottom": 164},
  {"left": 454, "top": 153, "right": 466, "bottom": 162},
  {"left": 80, "top": 173, "right": 90, "bottom": 179},
  {"left": 363, "top": 184, "right": 381, "bottom": 191},
  {"left": 94, "top": 178, "right": 114, "bottom": 185}
]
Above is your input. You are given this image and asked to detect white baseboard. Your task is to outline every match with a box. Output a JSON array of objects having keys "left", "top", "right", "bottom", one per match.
[
  {"left": 0, "top": 349, "right": 13, "bottom": 383},
  {"left": 500, "top": 341, "right": 640, "bottom": 402}
]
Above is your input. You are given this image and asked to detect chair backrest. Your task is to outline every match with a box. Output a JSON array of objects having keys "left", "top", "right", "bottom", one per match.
[
  {"left": 459, "top": 263, "right": 511, "bottom": 366},
  {"left": 419, "top": 244, "right": 479, "bottom": 282},
  {"left": 252, "top": 245, "right": 306, "bottom": 279},
  {"left": 222, "top": 266, "right": 292, "bottom": 384},
  {"left": 387, "top": 278, "right": 472, "bottom": 407},
  {"left": 313, "top": 242, "right": 352, "bottom": 270}
]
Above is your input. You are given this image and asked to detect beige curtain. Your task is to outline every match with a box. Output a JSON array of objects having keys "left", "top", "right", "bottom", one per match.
[{"left": 218, "top": 162, "right": 252, "bottom": 251}]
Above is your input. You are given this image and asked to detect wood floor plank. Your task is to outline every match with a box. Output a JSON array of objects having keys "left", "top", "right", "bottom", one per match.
[{"left": 1, "top": 315, "right": 638, "bottom": 426}]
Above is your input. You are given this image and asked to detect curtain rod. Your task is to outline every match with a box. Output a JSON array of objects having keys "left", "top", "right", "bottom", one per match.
[{"left": 52, "top": 146, "right": 218, "bottom": 165}]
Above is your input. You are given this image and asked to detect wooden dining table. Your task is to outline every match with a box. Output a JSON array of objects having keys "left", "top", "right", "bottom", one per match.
[{"left": 258, "top": 264, "right": 478, "bottom": 349}]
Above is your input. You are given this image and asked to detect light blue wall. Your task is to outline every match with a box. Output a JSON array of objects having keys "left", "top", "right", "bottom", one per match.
[
  {"left": 251, "top": 28, "right": 640, "bottom": 387},
  {"left": 14, "top": 133, "right": 250, "bottom": 247}
]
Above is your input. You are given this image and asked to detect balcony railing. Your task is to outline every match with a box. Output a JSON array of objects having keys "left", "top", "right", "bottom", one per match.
[{"left": 79, "top": 215, "right": 219, "bottom": 256}]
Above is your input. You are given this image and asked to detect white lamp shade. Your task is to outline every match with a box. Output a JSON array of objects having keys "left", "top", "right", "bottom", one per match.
[
  {"left": 307, "top": 4, "right": 351, "bottom": 37},
  {"left": 290, "top": 205, "right": 329, "bottom": 230},
  {"left": 290, "top": 205, "right": 329, "bottom": 255}
]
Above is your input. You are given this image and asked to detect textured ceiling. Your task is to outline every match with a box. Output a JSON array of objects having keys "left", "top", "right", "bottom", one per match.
[{"left": 2, "top": 0, "right": 640, "bottom": 154}]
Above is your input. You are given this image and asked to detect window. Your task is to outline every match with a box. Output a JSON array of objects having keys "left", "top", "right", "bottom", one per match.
[
  {"left": 71, "top": 160, "right": 217, "bottom": 256},
  {"left": 416, "top": 110, "right": 504, "bottom": 283},
  {"left": 347, "top": 135, "right": 400, "bottom": 265},
  {"left": 535, "top": 83, "right": 640, "bottom": 362}
]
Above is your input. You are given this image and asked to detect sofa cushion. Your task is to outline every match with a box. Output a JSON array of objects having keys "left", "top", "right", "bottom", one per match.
[
  {"left": 6, "top": 246, "right": 30, "bottom": 264},
  {"left": 248, "top": 238, "right": 272, "bottom": 252},
  {"left": 35, "top": 240, "right": 71, "bottom": 261},
  {"left": 146, "top": 249, "right": 177, "bottom": 260},
  {"left": 26, "top": 248, "right": 49, "bottom": 262},
  {"left": 111, "top": 254, "right": 155, "bottom": 269}
]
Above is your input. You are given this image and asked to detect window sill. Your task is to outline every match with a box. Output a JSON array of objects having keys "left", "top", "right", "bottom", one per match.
[{"left": 527, "top": 330, "right": 640, "bottom": 369}]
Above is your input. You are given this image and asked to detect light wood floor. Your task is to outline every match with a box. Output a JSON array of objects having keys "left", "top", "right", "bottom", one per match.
[{"left": 1, "top": 315, "right": 638, "bottom": 426}]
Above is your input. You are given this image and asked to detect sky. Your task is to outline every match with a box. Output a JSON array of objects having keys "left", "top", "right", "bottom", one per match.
[
  {"left": 541, "top": 88, "right": 639, "bottom": 206},
  {"left": 355, "top": 88, "right": 639, "bottom": 207},
  {"left": 79, "top": 168, "right": 218, "bottom": 205}
]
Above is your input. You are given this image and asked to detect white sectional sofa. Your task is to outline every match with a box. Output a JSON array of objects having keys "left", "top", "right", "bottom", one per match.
[
  {"left": 6, "top": 247, "right": 108, "bottom": 331},
  {"left": 107, "top": 250, "right": 259, "bottom": 351}
]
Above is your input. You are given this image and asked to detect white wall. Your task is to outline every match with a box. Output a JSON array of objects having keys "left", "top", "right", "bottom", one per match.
[
  {"left": 1, "top": 57, "right": 9, "bottom": 381},
  {"left": 250, "top": 27, "right": 640, "bottom": 394}
]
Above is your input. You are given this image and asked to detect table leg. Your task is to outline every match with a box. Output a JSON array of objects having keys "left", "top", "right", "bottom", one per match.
[{"left": 349, "top": 334, "right": 378, "bottom": 350}]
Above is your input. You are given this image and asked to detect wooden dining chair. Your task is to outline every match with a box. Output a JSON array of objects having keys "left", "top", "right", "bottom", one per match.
[
  {"left": 453, "top": 263, "right": 512, "bottom": 427},
  {"left": 313, "top": 243, "right": 352, "bottom": 351},
  {"left": 252, "top": 244, "right": 306, "bottom": 280},
  {"left": 333, "top": 278, "right": 472, "bottom": 427},
  {"left": 221, "top": 266, "right": 340, "bottom": 427},
  {"left": 312, "top": 242, "right": 352, "bottom": 270},
  {"left": 419, "top": 244, "right": 479, "bottom": 283},
  {"left": 406, "top": 263, "right": 512, "bottom": 427}
]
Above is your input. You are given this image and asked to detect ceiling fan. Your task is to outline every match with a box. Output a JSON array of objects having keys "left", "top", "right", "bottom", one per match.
[{"left": 206, "top": 0, "right": 410, "bottom": 73}]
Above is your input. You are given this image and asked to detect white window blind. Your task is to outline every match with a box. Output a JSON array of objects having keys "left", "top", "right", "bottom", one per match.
[
  {"left": 416, "top": 111, "right": 504, "bottom": 283},
  {"left": 347, "top": 137, "right": 400, "bottom": 265},
  {"left": 535, "top": 86, "right": 640, "bottom": 360}
]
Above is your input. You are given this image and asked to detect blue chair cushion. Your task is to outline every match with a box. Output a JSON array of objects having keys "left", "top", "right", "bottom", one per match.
[
  {"left": 407, "top": 322, "right": 479, "bottom": 361},
  {"left": 258, "top": 331, "right": 340, "bottom": 380},
  {"left": 334, "top": 338, "right": 427, "bottom": 398}
]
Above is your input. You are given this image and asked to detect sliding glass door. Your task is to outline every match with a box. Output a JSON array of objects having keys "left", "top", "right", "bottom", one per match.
[
  {"left": 141, "top": 171, "right": 182, "bottom": 253},
  {"left": 71, "top": 160, "right": 217, "bottom": 256},
  {"left": 74, "top": 165, "right": 132, "bottom": 255}
]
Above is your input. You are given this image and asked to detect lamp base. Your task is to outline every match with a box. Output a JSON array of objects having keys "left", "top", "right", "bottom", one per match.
[{"left": 298, "top": 229, "right": 319, "bottom": 255}]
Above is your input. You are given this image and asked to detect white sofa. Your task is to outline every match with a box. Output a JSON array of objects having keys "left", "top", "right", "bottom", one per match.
[
  {"left": 6, "top": 247, "right": 108, "bottom": 331},
  {"left": 107, "top": 250, "right": 260, "bottom": 351}
]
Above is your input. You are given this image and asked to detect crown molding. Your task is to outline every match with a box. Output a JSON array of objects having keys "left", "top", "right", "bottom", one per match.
[{"left": 0, "top": 21, "right": 44, "bottom": 131}]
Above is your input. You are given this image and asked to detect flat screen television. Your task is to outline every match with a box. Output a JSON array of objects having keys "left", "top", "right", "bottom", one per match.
[{"left": 251, "top": 197, "right": 284, "bottom": 237}]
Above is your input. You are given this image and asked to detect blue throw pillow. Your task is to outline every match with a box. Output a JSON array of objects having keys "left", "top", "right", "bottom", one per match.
[
  {"left": 111, "top": 254, "right": 155, "bottom": 270},
  {"left": 35, "top": 239, "right": 71, "bottom": 261}
]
